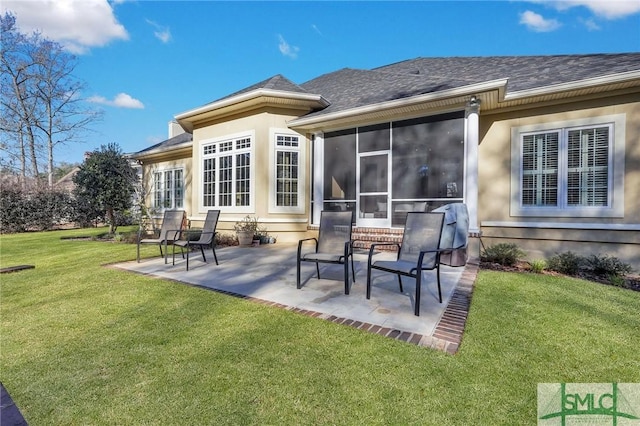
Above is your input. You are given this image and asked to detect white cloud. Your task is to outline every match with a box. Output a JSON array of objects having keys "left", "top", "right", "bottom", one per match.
[
  {"left": 2, "top": 0, "right": 129, "bottom": 54},
  {"left": 524, "top": 1, "right": 640, "bottom": 20},
  {"left": 580, "top": 17, "right": 601, "bottom": 30},
  {"left": 88, "top": 93, "right": 144, "bottom": 109},
  {"left": 146, "top": 19, "right": 171, "bottom": 43},
  {"left": 519, "top": 10, "right": 562, "bottom": 32},
  {"left": 278, "top": 34, "right": 299, "bottom": 59}
]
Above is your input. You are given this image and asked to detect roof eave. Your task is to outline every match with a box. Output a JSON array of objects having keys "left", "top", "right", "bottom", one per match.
[
  {"left": 287, "top": 79, "right": 508, "bottom": 131},
  {"left": 130, "top": 141, "right": 193, "bottom": 162},
  {"left": 175, "top": 89, "right": 329, "bottom": 131},
  {"left": 505, "top": 70, "right": 640, "bottom": 101}
]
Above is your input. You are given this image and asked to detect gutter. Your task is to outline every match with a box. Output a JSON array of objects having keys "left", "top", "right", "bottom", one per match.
[{"left": 287, "top": 79, "right": 508, "bottom": 128}]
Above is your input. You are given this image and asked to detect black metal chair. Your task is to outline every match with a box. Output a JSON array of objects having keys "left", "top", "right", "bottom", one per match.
[
  {"left": 137, "top": 210, "right": 185, "bottom": 263},
  {"left": 297, "top": 211, "right": 355, "bottom": 294},
  {"left": 172, "top": 210, "right": 220, "bottom": 270},
  {"left": 366, "top": 212, "right": 445, "bottom": 316}
]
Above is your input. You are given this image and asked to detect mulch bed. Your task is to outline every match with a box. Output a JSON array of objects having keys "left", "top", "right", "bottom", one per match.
[{"left": 480, "top": 261, "right": 640, "bottom": 293}]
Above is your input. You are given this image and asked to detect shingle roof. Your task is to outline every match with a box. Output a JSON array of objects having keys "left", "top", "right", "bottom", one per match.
[
  {"left": 209, "top": 74, "right": 309, "bottom": 104},
  {"left": 135, "top": 131, "right": 192, "bottom": 156},
  {"left": 299, "top": 53, "right": 640, "bottom": 118}
]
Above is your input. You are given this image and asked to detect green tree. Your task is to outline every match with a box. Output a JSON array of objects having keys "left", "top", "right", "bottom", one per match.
[{"left": 73, "top": 143, "right": 136, "bottom": 234}]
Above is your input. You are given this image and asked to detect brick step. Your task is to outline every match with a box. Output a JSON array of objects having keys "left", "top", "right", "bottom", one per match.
[{"left": 352, "top": 228, "right": 403, "bottom": 251}]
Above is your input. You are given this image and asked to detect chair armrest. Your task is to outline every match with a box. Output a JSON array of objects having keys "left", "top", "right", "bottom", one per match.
[
  {"left": 367, "top": 242, "right": 401, "bottom": 263},
  {"left": 297, "top": 238, "right": 318, "bottom": 258},
  {"left": 164, "top": 228, "right": 184, "bottom": 242},
  {"left": 416, "top": 247, "right": 450, "bottom": 270}
]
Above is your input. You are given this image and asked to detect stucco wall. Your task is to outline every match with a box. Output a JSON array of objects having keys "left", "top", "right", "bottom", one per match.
[
  {"left": 477, "top": 93, "right": 640, "bottom": 268},
  {"left": 141, "top": 155, "right": 193, "bottom": 217},
  {"left": 190, "top": 107, "right": 311, "bottom": 242}
]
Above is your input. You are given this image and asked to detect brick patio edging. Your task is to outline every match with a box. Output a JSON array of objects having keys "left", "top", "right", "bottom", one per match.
[{"left": 116, "top": 261, "right": 478, "bottom": 355}]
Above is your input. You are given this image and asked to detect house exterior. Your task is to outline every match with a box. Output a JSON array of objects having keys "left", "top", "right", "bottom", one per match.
[{"left": 131, "top": 54, "right": 640, "bottom": 268}]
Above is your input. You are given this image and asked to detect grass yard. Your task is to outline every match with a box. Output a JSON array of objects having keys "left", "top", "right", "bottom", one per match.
[{"left": 1, "top": 228, "right": 639, "bottom": 425}]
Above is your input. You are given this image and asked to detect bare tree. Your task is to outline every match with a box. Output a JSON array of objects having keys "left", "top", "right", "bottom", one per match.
[{"left": 0, "top": 12, "right": 101, "bottom": 186}]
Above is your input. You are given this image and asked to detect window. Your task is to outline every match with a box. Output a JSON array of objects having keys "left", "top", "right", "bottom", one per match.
[
  {"left": 275, "top": 134, "right": 299, "bottom": 207},
  {"left": 153, "top": 169, "right": 184, "bottom": 210},
  {"left": 270, "top": 131, "right": 304, "bottom": 213},
  {"left": 511, "top": 115, "right": 624, "bottom": 218},
  {"left": 202, "top": 134, "right": 253, "bottom": 210}
]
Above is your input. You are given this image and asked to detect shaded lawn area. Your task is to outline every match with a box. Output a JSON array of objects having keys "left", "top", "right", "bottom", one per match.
[{"left": 1, "top": 228, "right": 639, "bottom": 425}]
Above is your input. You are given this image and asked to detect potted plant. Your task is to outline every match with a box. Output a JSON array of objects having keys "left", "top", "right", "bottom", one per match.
[{"left": 234, "top": 215, "right": 258, "bottom": 246}]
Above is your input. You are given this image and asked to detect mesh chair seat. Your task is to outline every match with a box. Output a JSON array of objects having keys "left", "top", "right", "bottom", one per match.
[
  {"left": 366, "top": 212, "right": 445, "bottom": 316},
  {"left": 171, "top": 210, "right": 220, "bottom": 270},
  {"left": 372, "top": 256, "right": 437, "bottom": 275},
  {"left": 302, "top": 252, "right": 346, "bottom": 263},
  {"left": 137, "top": 210, "right": 185, "bottom": 263},
  {"left": 297, "top": 211, "right": 355, "bottom": 295}
]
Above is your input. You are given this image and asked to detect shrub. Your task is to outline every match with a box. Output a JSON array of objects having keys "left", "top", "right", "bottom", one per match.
[
  {"left": 585, "top": 254, "right": 632, "bottom": 278},
  {"left": 546, "top": 251, "right": 583, "bottom": 276},
  {"left": 529, "top": 259, "right": 546, "bottom": 274},
  {"left": 480, "top": 243, "right": 525, "bottom": 266},
  {"left": 216, "top": 232, "right": 238, "bottom": 247},
  {"left": 0, "top": 186, "right": 74, "bottom": 232}
]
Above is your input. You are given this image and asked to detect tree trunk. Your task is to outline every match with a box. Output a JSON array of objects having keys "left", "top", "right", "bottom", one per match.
[{"left": 107, "top": 207, "right": 116, "bottom": 234}]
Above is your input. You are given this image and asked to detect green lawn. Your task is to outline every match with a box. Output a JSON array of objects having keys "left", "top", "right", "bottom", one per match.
[{"left": 1, "top": 228, "right": 638, "bottom": 425}]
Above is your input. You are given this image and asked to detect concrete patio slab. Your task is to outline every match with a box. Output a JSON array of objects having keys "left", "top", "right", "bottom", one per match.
[{"left": 112, "top": 243, "right": 477, "bottom": 353}]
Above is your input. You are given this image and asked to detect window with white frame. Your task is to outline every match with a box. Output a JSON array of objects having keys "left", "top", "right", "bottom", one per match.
[
  {"left": 275, "top": 134, "right": 299, "bottom": 207},
  {"left": 270, "top": 131, "right": 304, "bottom": 213},
  {"left": 511, "top": 115, "right": 624, "bottom": 218},
  {"left": 153, "top": 169, "right": 184, "bottom": 210},
  {"left": 202, "top": 134, "right": 252, "bottom": 209}
]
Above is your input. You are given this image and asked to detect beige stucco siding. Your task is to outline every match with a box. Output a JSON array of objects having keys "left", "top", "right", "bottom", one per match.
[
  {"left": 141, "top": 155, "right": 192, "bottom": 216},
  {"left": 189, "top": 107, "right": 311, "bottom": 242},
  {"left": 477, "top": 93, "right": 640, "bottom": 267}
]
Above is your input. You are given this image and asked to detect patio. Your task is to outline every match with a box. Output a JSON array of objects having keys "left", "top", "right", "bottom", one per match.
[{"left": 114, "top": 243, "right": 477, "bottom": 353}]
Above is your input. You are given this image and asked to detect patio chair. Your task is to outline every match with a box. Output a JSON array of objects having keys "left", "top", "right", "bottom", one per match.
[
  {"left": 171, "top": 210, "right": 220, "bottom": 270},
  {"left": 366, "top": 212, "right": 445, "bottom": 316},
  {"left": 297, "top": 211, "right": 355, "bottom": 294},
  {"left": 136, "top": 210, "right": 185, "bottom": 263}
]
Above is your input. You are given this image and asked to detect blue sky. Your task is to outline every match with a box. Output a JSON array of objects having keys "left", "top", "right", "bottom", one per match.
[{"left": 3, "top": 0, "right": 640, "bottom": 165}]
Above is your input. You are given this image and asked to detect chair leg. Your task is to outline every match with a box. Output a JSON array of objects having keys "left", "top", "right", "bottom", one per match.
[
  {"left": 296, "top": 256, "right": 302, "bottom": 289},
  {"left": 185, "top": 244, "right": 190, "bottom": 271},
  {"left": 366, "top": 263, "right": 373, "bottom": 299},
  {"left": 397, "top": 274, "right": 404, "bottom": 293},
  {"left": 415, "top": 271, "right": 422, "bottom": 316},
  {"left": 436, "top": 265, "right": 442, "bottom": 303},
  {"left": 350, "top": 255, "right": 356, "bottom": 283},
  {"left": 199, "top": 245, "right": 206, "bottom": 262},
  {"left": 316, "top": 263, "right": 320, "bottom": 279},
  {"left": 212, "top": 245, "right": 219, "bottom": 265},
  {"left": 172, "top": 244, "right": 176, "bottom": 265},
  {"left": 343, "top": 259, "right": 350, "bottom": 295}
]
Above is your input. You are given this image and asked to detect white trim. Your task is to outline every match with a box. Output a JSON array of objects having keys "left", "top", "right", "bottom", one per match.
[
  {"left": 504, "top": 70, "right": 640, "bottom": 101},
  {"left": 510, "top": 114, "right": 625, "bottom": 218},
  {"left": 481, "top": 221, "right": 640, "bottom": 231},
  {"left": 176, "top": 89, "right": 329, "bottom": 121},
  {"left": 312, "top": 132, "right": 324, "bottom": 226},
  {"left": 132, "top": 141, "right": 192, "bottom": 160},
  {"left": 268, "top": 128, "right": 305, "bottom": 214},
  {"left": 464, "top": 103, "right": 480, "bottom": 234},
  {"left": 151, "top": 167, "right": 185, "bottom": 211},
  {"left": 220, "top": 217, "right": 310, "bottom": 224},
  {"left": 288, "top": 79, "right": 507, "bottom": 128},
  {"left": 198, "top": 130, "right": 256, "bottom": 214}
]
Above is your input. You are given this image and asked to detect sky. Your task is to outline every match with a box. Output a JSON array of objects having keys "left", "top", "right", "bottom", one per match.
[{"left": 3, "top": 0, "right": 640, "bottom": 165}]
